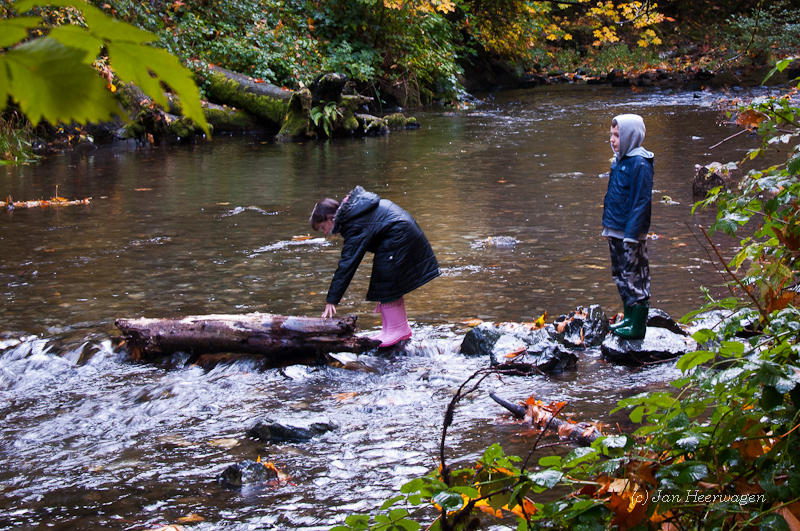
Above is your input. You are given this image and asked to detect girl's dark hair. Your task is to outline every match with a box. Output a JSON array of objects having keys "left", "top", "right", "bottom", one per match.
[{"left": 309, "top": 198, "right": 340, "bottom": 229}]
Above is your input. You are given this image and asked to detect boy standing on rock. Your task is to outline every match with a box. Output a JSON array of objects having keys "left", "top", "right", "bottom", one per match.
[{"left": 602, "top": 114, "right": 654, "bottom": 340}]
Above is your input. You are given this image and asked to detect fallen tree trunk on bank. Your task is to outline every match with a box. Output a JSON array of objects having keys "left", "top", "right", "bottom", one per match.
[
  {"left": 490, "top": 392, "right": 603, "bottom": 446},
  {"left": 115, "top": 313, "right": 380, "bottom": 365},
  {"left": 202, "top": 65, "right": 293, "bottom": 131}
]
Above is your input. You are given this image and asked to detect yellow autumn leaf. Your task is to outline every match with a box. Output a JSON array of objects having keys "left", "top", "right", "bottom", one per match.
[{"left": 176, "top": 514, "right": 204, "bottom": 523}]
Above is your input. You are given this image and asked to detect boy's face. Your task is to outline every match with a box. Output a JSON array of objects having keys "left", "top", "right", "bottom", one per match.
[
  {"left": 609, "top": 124, "right": 620, "bottom": 153},
  {"left": 316, "top": 219, "right": 335, "bottom": 235}
]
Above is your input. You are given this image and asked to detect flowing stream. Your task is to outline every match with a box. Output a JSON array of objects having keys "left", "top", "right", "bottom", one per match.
[{"left": 0, "top": 85, "right": 763, "bottom": 529}]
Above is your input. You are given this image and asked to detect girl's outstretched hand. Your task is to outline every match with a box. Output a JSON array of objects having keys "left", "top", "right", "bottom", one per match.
[{"left": 322, "top": 303, "right": 337, "bottom": 318}]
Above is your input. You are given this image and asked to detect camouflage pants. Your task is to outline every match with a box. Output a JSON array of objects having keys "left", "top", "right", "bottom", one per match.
[{"left": 608, "top": 237, "right": 650, "bottom": 307}]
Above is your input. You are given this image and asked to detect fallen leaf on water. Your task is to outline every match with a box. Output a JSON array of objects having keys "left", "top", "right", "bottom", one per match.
[
  {"left": 334, "top": 391, "right": 358, "bottom": 401},
  {"left": 292, "top": 235, "right": 314, "bottom": 241},
  {"left": 462, "top": 318, "right": 483, "bottom": 327},
  {"left": 557, "top": 320, "right": 569, "bottom": 334},
  {"left": 146, "top": 526, "right": 184, "bottom": 531},
  {"left": 134, "top": 188, "right": 153, "bottom": 192},
  {"left": 736, "top": 108, "right": 767, "bottom": 130},
  {"left": 216, "top": 202, "right": 230, "bottom": 206},
  {"left": 176, "top": 514, "right": 204, "bottom": 523},
  {"left": 504, "top": 347, "right": 526, "bottom": 359},
  {"left": 208, "top": 438, "right": 239, "bottom": 449}
]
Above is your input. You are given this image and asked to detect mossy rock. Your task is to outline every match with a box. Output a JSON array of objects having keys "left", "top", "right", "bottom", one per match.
[
  {"left": 355, "top": 113, "right": 389, "bottom": 136},
  {"left": 384, "top": 112, "right": 420, "bottom": 130}
]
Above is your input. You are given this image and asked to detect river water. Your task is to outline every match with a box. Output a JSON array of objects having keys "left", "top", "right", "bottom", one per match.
[{"left": 0, "top": 85, "right": 760, "bottom": 529}]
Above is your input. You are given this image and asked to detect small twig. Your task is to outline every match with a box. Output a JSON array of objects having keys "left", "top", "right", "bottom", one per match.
[
  {"left": 521, "top": 403, "right": 567, "bottom": 472},
  {"left": 708, "top": 128, "right": 749, "bottom": 150},
  {"left": 699, "top": 225, "right": 768, "bottom": 321},
  {"left": 687, "top": 223, "right": 739, "bottom": 302}
]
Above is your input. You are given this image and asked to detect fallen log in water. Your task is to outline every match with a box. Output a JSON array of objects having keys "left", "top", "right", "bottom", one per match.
[
  {"left": 490, "top": 391, "right": 603, "bottom": 446},
  {"left": 115, "top": 312, "right": 380, "bottom": 365}
]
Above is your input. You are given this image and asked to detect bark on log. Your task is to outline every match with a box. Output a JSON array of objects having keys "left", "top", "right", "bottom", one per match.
[
  {"left": 490, "top": 391, "right": 603, "bottom": 446},
  {"left": 115, "top": 312, "right": 380, "bottom": 365}
]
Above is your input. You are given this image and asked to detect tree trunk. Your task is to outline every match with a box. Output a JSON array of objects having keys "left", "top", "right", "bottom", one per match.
[
  {"left": 115, "top": 312, "right": 380, "bottom": 365},
  {"left": 201, "top": 66, "right": 293, "bottom": 131},
  {"left": 490, "top": 392, "right": 603, "bottom": 446}
]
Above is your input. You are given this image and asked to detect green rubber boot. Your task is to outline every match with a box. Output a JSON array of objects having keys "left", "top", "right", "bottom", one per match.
[
  {"left": 609, "top": 304, "right": 632, "bottom": 330},
  {"left": 613, "top": 302, "right": 648, "bottom": 340}
]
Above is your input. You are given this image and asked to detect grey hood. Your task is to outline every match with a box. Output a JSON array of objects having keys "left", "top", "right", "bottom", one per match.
[{"left": 613, "top": 113, "right": 654, "bottom": 161}]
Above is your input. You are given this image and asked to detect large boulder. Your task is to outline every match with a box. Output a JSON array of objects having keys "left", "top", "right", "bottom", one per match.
[
  {"left": 601, "top": 327, "right": 697, "bottom": 365},
  {"left": 460, "top": 322, "right": 578, "bottom": 373},
  {"left": 247, "top": 420, "right": 337, "bottom": 443}
]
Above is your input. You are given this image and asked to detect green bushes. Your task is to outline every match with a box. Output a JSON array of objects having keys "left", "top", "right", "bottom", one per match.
[{"left": 0, "top": 113, "right": 37, "bottom": 166}]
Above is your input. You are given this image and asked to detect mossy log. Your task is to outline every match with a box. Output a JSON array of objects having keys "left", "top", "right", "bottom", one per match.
[
  {"left": 275, "top": 88, "right": 313, "bottom": 142},
  {"left": 203, "top": 102, "right": 261, "bottom": 134},
  {"left": 202, "top": 66, "right": 292, "bottom": 131},
  {"left": 490, "top": 392, "right": 603, "bottom": 446},
  {"left": 115, "top": 312, "right": 380, "bottom": 364}
]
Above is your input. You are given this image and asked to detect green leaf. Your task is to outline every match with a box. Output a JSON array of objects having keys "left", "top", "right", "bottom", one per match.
[
  {"left": 0, "top": 58, "right": 9, "bottom": 109},
  {"left": 600, "top": 435, "right": 629, "bottom": 449},
  {"left": 432, "top": 490, "right": 463, "bottom": 511},
  {"left": 676, "top": 350, "right": 715, "bottom": 372},
  {"left": 380, "top": 495, "right": 405, "bottom": 510},
  {"left": 691, "top": 328, "right": 717, "bottom": 344},
  {"left": 47, "top": 25, "right": 103, "bottom": 58},
  {"left": 527, "top": 469, "right": 562, "bottom": 489},
  {"left": 788, "top": 154, "right": 800, "bottom": 176},
  {"left": 105, "top": 41, "right": 166, "bottom": 107},
  {"left": 0, "top": 17, "right": 42, "bottom": 49},
  {"left": 760, "top": 385, "right": 784, "bottom": 411},
  {"left": 562, "top": 446, "right": 597, "bottom": 468},
  {"left": 719, "top": 340, "right": 745, "bottom": 358},
  {"left": 5, "top": 37, "right": 120, "bottom": 124},
  {"left": 629, "top": 405, "right": 645, "bottom": 423},
  {"left": 107, "top": 42, "right": 209, "bottom": 135},
  {"left": 538, "top": 455, "right": 562, "bottom": 467}
]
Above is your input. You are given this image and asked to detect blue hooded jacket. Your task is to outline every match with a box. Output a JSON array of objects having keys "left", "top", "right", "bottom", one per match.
[{"left": 602, "top": 114, "right": 654, "bottom": 242}]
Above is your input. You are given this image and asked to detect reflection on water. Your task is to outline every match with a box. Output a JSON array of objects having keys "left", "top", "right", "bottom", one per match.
[{"left": 0, "top": 85, "right": 760, "bottom": 529}]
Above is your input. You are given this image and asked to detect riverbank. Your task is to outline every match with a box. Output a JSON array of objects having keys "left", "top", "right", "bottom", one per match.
[{"left": 12, "top": 54, "right": 796, "bottom": 163}]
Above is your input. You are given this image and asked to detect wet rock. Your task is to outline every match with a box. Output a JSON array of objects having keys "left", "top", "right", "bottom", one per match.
[
  {"left": 355, "top": 113, "right": 389, "bottom": 136},
  {"left": 601, "top": 327, "right": 697, "bottom": 365},
  {"left": 693, "top": 161, "right": 741, "bottom": 197},
  {"left": 384, "top": 112, "right": 420, "bottom": 130},
  {"left": 647, "top": 308, "right": 688, "bottom": 336},
  {"left": 247, "top": 420, "right": 337, "bottom": 443},
  {"left": 486, "top": 236, "right": 518, "bottom": 248},
  {"left": 218, "top": 459, "right": 277, "bottom": 488},
  {"left": 552, "top": 305, "right": 610, "bottom": 348},
  {"left": 459, "top": 322, "right": 577, "bottom": 373}
]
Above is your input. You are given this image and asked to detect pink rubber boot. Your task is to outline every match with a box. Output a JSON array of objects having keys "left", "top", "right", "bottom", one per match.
[{"left": 377, "top": 297, "right": 412, "bottom": 347}]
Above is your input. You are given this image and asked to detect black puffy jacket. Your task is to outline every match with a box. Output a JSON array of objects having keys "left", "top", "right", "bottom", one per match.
[{"left": 326, "top": 186, "right": 440, "bottom": 304}]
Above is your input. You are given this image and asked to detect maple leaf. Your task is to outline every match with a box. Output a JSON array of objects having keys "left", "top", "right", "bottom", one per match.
[{"left": 736, "top": 109, "right": 767, "bottom": 130}]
